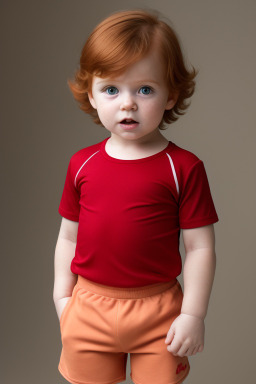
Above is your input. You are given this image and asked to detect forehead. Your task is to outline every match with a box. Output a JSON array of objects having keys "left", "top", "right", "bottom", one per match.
[{"left": 92, "top": 49, "right": 166, "bottom": 86}]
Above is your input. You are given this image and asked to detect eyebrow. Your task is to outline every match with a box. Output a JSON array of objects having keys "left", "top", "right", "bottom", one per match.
[{"left": 95, "top": 79, "right": 160, "bottom": 85}]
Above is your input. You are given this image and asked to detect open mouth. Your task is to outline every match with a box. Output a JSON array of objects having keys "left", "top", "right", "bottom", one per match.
[{"left": 120, "top": 119, "right": 138, "bottom": 125}]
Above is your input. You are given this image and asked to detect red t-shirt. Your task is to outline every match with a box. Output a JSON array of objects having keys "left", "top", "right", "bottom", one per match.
[{"left": 58, "top": 137, "right": 219, "bottom": 287}]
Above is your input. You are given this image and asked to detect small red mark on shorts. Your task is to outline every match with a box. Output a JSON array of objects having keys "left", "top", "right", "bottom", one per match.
[{"left": 176, "top": 363, "right": 187, "bottom": 374}]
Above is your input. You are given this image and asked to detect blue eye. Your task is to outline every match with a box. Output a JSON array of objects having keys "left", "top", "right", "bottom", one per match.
[
  {"left": 105, "top": 86, "right": 118, "bottom": 95},
  {"left": 139, "top": 86, "right": 152, "bottom": 95}
]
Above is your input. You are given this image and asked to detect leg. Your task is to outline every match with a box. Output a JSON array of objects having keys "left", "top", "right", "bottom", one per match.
[
  {"left": 123, "top": 281, "right": 190, "bottom": 384},
  {"left": 58, "top": 283, "right": 127, "bottom": 384}
]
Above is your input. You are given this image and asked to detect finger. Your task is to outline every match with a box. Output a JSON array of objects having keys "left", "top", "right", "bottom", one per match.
[
  {"left": 167, "top": 337, "right": 182, "bottom": 355},
  {"left": 186, "top": 346, "right": 197, "bottom": 356},
  {"left": 175, "top": 343, "right": 191, "bottom": 357},
  {"left": 165, "top": 328, "right": 175, "bottom": 345},
  {"left": 192, "top": 346, "right": 199, "bottom": 355}
]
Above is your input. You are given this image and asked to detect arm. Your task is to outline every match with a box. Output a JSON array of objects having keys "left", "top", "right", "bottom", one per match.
[
  {"left": 53, "top": 217, "right": 79, "bottom": 320},
  {"left": 181, "top": 224, "right": 216, "bottom": 319},
  {"left": 165, "top": 224, "right": 216, "bottom": 356}
]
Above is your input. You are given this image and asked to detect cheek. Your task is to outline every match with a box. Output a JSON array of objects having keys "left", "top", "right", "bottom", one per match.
[
  {"left": 97, "top": 104, "right": 114, "bottom": 124},
  {"left": 145, "top": 99, "right": 167, "bottom": 116},
  {"left": 97, "top": 97, "right": 115, "bottom": 111}
]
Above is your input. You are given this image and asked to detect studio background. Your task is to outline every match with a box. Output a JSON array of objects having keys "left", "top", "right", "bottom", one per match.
[{"left": 1, "top": 1, "right": 255, "bottom": 383}]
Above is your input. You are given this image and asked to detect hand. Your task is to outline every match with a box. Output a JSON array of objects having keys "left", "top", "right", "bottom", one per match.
[
  {"left": 165, "top": 313, "right": 205, "bottom": 357},
  {"left": 54, "top": 296, "right": 72, "bottom": 322}
]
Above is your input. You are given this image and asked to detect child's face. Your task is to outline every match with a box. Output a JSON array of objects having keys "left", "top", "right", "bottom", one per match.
[{"left": 88, "top": 49, "right": 177, "bottom": 141}]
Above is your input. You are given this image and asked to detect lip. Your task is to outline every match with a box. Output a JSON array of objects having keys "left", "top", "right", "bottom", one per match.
[
  {"left": 119, "top": 118, "right": 138, "bottom": 123},
  {"left": 119, "top": 122, "right": 139, "bottom": 130},
  {"left": 119, "top": 118, "right": 139, "bottom": 130}
]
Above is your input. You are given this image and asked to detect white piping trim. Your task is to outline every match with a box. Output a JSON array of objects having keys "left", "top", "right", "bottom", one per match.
[
  {"left": 165, "top": 152, "right": 179, "bottom": 195},
  {"left": 74, "top": 150, "right": 100, "bottom": 188}
]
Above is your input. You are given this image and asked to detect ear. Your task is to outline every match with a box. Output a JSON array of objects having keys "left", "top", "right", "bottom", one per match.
[
  {"left": 88, "top": 91, "right": 97, "bottom": 109},
  {"left": 165, "top": 91, "right": 179, "bottom": 110}
]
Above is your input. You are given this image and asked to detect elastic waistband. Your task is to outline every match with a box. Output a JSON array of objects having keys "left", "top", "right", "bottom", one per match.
[{"left": 76, "top": 275, "right": 178, "bottom": 299}]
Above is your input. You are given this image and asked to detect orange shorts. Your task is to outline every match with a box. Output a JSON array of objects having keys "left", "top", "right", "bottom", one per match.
[{"left": 58, "top": 275, "right": 190, "bottom": 384}]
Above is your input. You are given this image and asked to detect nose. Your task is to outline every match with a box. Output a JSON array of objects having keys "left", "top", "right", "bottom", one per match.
[{"left": 120, "top": 92, "right": 138, "bottom": 111}]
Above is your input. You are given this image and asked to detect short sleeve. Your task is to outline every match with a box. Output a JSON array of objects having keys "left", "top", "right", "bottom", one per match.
[
  {"left": 58, "top": 157, "right": 80, "bottom": 222},
  {"left": 179, "top": 160, "right": 219, "bottom": 229}
]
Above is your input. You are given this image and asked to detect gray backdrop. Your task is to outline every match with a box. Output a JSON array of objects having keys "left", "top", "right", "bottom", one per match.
[{"left": 1, "top": 0, "right": 255, "bottom": 383}]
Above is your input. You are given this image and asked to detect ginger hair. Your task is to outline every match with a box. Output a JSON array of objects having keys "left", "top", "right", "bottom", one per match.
[{"left": 67, "top": 8, "right": 198, "bottom": 130}]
